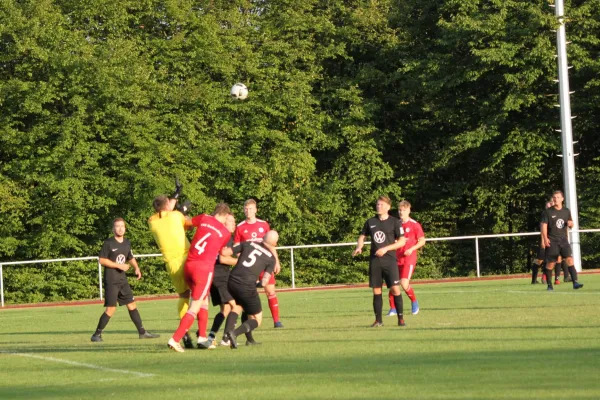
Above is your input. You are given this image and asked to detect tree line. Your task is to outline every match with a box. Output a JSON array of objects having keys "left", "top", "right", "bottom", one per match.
[{"left": 1, "top": 0, "right": 599, "bottom": 303}]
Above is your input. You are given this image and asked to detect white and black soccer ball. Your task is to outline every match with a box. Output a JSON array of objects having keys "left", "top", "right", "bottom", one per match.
[{"left": 230, "top": 83, "right": 249, "bottom": 100}]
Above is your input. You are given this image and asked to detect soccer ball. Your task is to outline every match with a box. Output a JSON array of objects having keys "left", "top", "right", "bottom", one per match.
[{"left": 230, "top": 83, "right": 249, "bottom": 100}]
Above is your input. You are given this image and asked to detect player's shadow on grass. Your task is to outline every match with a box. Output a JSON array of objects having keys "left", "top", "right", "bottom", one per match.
[
  {"left": 0, "top": 329, "right": 170, "bottom": 336},
  {"left": 3, "top": 344, "right": 160, "bottom": 353}
]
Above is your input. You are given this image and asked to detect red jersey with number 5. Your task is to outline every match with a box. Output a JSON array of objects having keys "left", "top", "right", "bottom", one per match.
[
  {"left": 234, "top": 219, "right": 270, "bottom": 244},
  {"left": 186, "top": 214, "right": 231, "bottom": 265}
]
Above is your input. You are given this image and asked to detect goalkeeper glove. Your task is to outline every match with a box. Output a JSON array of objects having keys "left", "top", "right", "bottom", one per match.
[
  {"left": 171, "top": 177, "right": 183, "bottom": 200},
  {"left": 176, "top": 199, "right": 192, "bottom": 216}
]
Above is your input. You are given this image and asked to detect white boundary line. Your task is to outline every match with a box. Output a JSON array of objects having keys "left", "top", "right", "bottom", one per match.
[{"left": 0, "top": 351, "right": 155, "bottom": 378}]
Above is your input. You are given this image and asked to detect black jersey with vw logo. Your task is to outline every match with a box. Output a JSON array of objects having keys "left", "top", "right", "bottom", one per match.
[
  {"left": 361, "top": 215, "right": 404, "bottom": 262},
  {"left": 541, "top": 206, "right": 572, "bottom": 240},
  {"left": 229, "top": 241, "right": 276, "bottom": 286},
  {"left": 99, "top": 237, "right": 134, "bottom": 282}
]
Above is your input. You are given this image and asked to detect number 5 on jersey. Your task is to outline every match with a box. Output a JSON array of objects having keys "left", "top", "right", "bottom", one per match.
[
  {"left": 243, "top": 249, "right": 262, "bottom": 267},
  {"left": 194, "top": 233, "right": 211, "bottom": 255}
]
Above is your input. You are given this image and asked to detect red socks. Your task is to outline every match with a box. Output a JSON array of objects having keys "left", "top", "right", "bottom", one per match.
[
  {"left": 173, "top": 312, "right": 195, "bottom": 342},
  {"left": 267, "top": 293, "right": 280, "bottom": 323},
  {"left": 405, "top": 287, "right": 416, "bottom": 302},
  {"left": 198, "top": 307, "right": 208, "bottom": 338},
  {"left": 390, "top": 288, "right": 417, "bottom": 304}
]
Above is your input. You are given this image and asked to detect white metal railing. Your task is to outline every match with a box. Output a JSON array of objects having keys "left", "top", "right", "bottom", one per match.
[{"left": 1, "top": 229, "right": 599, "bottom": 307}]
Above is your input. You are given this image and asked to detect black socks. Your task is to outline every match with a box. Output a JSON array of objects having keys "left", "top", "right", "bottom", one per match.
[
  {"left": 393, "top": 295, "right": 404, "bottom": 320},
  {"left": 373, "top": 294, "right": 383, "bottom": 323},
  {"left": 95, "top": 312, "right": 111, "bottom": 335},
  {"left": 128, "top": 308, "right": 145, "bottom": 334},
  {"left": 233, "top": 319, "right": 259, "bottom": 337}
]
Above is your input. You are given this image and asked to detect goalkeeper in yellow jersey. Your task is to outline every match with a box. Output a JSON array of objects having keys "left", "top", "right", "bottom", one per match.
[{"left": 148, "top": 179, "right": 195, "bottom": 348}]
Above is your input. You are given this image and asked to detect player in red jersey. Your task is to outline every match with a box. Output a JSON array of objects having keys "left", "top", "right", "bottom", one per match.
[
  {"left": 167, "top": 203, "right": 233, "bottom": 353},
  {"left": 387, "top": 200, "right": 425, "bottom": 316},
  {"left": 234, "top": 199, "right": 283, "bottom": 328}
]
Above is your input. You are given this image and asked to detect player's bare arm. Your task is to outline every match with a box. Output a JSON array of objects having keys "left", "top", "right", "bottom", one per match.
[
  {"left": 262, "top": 242, "right": 281, "bottom": 274},
  {"left": 375, "top": 237, "right": 406, "bottom": 257},
  {"left": 405, "top": 237, "right": 426, "bottom": 256},
  {"left": 220, "top": 247, "right": 233, "bottom": 257},
  {"left": 219, "top": 254, "right": 238, "bottom": 266},
  {"left": 261, "top": 272, "right": 272, "bottom": 288},
  {"left": 99, "top": 257, "right": 130, "bottom": 272},
  {"left": 541, "top": 223, "right": 550, "bottom": 247},
  {"left": 128, "top": 258, "right": 142, "bottom": 280},
  {"left": 353, "top": 235, "right": 366, "bottom": 256}
]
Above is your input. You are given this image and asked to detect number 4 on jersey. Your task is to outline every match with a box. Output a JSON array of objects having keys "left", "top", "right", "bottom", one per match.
[{"left": 194, "top": 233, "right": 211, "bottom": 255}]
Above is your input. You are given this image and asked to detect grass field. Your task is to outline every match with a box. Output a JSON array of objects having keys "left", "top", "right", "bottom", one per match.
[{"left": 1, "top": 275, "right": 600, "bottom": 400}]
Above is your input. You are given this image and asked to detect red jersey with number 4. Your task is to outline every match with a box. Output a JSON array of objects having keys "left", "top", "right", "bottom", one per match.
[
  {"left": 234, "top": 219, "right": 270, "bottom": 243},
  {"left": 186, "top": 214, "right": 231, "bottom": 265},
  {"left": 396, "top": 219, "right": 424, "bottom": 260}
]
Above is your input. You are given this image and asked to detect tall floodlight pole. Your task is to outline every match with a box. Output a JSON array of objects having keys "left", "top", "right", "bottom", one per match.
[{"left": 554, "top": 0, "right": 582, "bottom": 271}]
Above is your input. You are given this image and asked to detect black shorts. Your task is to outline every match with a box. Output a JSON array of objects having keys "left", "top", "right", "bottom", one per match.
[
  {"left": 228, "top": 280, "right": 262, "bottom": 315},
  {"left": 535, "top": 246, "right": 546, "bottom": 261},
  {"left": 545, "top": 237, "right": 572, "bottom": 263},
  {"left": 369, "top": 259, "right": 400, "bottom": 289},
  {"left": 210, "top": 272, "right": 234, "bottom": 306},
  {"left": 104, "top": 279, "right": 135, "bottom": 307}
]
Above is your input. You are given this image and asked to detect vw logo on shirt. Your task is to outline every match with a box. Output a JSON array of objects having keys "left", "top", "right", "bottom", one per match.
[
  {"left": 116, "top": 254, "right": 126, "bottom": 264},
  {"left": 556, "top": 219, "right": 565, "bottom": 229},
  {"left": 374, "top": 231, "right": 386, "bottom": 243}
]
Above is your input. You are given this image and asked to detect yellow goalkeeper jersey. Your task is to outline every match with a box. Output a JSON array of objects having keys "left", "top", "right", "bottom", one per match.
[{"left": 148, "top": 211, "right": 190, "bottom": 265}]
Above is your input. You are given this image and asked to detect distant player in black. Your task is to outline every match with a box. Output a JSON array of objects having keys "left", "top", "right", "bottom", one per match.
[
  {"left": 224, "top": 231, "right": 279, "bottom": 349},
  {"left": 198, "top": 214, "right": 238, "bottom": 349},
  {"left": 532, "top": 199, "right": 554, "bottom": 284},
  {"left": 91, "top": 218, "right": 160, "bottom": 342},
  {"left": 353, "top": 196, "right": 406, "bottom": 327},
  {"left": 540, "top": 191, "right": 583, "bottom": 291}
]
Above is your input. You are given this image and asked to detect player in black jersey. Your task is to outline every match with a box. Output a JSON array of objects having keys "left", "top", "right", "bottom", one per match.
[
  {"left": 353, "top": 196, "right": 406, "bottom": 327},
  {"left": 198, "top": 214, "right": 238, "bottom": 349},
  {"left": 224, "top": 231, "right": 279, "bottom": 349},
  {"left": 532, "top": 200, "right": 554, "bottom": 284},
  {"left": 540, "top": 191, "right": 583, "bottom": 291},
  {"left": 91, "top": 218, "right": 159, "bottom": 342}
]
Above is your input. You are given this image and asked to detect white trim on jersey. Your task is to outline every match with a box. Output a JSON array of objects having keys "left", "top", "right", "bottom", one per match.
[{"left": 237, "top": 219, "right": 268, "bottom": 226}]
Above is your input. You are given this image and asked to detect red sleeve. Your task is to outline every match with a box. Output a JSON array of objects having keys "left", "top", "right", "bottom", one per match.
[
  {"left": 222, "top": 232, "right": 232, "bottom": 250},
  {"left": 416, "top": 222, "right": 425, "bottom": 239},
  {"left": 233, "top": 226, "right": 241, "bottom": 243},
  {"left": 191, "top": 214, "right": 205, "bottom": 227}
]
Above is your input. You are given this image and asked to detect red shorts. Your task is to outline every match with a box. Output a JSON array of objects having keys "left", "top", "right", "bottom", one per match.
[
  {"left": 397, "top": 256, "right": 417, "bottom": 280},
  {"left": 184, "top": 261, "right": 214, "bottom": 301},
  {"left": 259, "top": 270, "right": 276, "bottom": 286}
]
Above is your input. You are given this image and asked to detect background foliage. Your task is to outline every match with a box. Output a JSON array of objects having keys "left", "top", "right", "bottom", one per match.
[{"left": 1, "top": 0, "right": 599, "bottom": 303}]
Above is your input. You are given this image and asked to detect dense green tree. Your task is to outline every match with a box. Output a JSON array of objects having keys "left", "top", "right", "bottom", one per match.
[{"left": 1, "top": 0, "right": 599, "bottom": 303}]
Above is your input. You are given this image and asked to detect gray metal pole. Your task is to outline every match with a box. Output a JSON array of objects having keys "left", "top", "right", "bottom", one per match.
[
  {"left": 1, "top": 264, "right": 4, "bottom": 307},
  {"left": 97, "top": 258, "right": 103, "bottom": 301},
  {"left": 475, "top": 238, "right": 480, "bottom": 278},
  {"left": 555, "top": 0, "right": 582, "bottom": 271},
  {"left": 290, "top": 248, "right": 295, "bottom": 289}
]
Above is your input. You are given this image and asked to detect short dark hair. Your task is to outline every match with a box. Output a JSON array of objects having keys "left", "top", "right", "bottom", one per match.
[
  {"left": 553, "top": 190, "right": 564, "bottom": 197},
  {"left": 377, "top": 195, "right": 391, "bottom": 206},
  {"left": 244, "top": 199, "right": 257, "bottom": 207},
  {"left": 212, "top": 202, "right": 231, "bottom": 216},
  {"left": 398, "top": 200, "right": 411, "bottom": 209},
  {"left": 153, "top": 195, "right": 170, "bottom": 213},
  {"left": 113, "top": 217, "right": 125, "bottom": 227}
]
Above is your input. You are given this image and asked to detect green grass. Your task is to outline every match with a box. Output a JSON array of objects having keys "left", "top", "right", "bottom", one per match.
[{"left": 1, "top": 276, "right": 600, "bottom": 399}]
